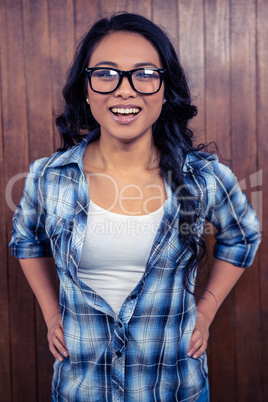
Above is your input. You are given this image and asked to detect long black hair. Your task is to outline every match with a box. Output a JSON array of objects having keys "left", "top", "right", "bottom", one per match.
[{"left": 56, "top": 12, "right": 207, "bottom": 292}]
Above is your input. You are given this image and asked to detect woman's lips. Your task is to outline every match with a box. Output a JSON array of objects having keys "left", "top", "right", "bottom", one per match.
[
  {"left": 110, "top": 107, "right": 141, "bottom": 115},
  {"left": 109, "top": 107, "right": 141, "bottom": 125}
]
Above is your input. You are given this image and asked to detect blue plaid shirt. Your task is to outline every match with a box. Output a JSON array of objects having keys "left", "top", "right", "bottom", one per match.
[{"left": 10, "top": 131, "right": 261, "bottom": 401}]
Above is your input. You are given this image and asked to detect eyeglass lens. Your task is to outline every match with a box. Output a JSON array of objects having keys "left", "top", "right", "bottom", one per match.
[{"left": 90, "top": 69, "right": 161, "bottom": 94}]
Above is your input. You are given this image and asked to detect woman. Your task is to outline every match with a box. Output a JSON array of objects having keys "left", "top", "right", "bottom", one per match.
[{"left": 10, "top": 13, "right": 261, "bottom": 401}]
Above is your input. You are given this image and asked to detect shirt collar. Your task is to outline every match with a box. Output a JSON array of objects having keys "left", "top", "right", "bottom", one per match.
[
  {"left": 43, "top": 128, "right": 216, "bottom": 176},
  {"left": 183, "top": 150, "right": 218, "bottom": 173},
  {"left": 43, "top": 129, "right": 100, "bottom": 171}
]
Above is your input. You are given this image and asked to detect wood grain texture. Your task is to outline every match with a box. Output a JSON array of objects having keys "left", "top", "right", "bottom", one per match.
[
  {"left": 22, "top": 0, "right": 54, "bottom": 161},
  {"left": 100, "top": 0, "right": 127, "bottom": 17},
  {"left": 204, "top": 0, "right": 231, "bottom": 158},
  {"left": 257, "top": 0, "right": 268, "bottom": 399},
  {"left": 126, "top": 0, "right": 152, "bottom": 18},
  {"left": 20, "top": 2, "right": 56, "bottom": 399},
  {"left": 74, "top": 0, "right": 100, "bottom": 43},
  {"left": 231, "top": 1, "right": 262, "bottom": 401},
  {"left": 2, "top": 0, "right": 37, "bottom": 400},
  {"left": 0, "top": 3, "right": 11, "bottom": 399},
  {"left": 178, "top": 0, "right": 206, "bottom": 145},
  {"left": 152, "top": 0, "right": 178, "bottom": 46},
  {"left": 48, "top": 0, "right": 75, "bottom": 151},
  {"left": 203, "top": 2, "right": 237, "bottom": 401},
  {"left": 0, "top": 1, "right": 266, "bottom": 401}
]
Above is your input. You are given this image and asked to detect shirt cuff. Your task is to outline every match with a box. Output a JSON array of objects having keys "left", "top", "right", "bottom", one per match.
[
  {"left": 213, "top": 236, "right": 261, "bottom": 268},
  {"left": 10, "top": 243, "right": 53, "bottom": 259}
]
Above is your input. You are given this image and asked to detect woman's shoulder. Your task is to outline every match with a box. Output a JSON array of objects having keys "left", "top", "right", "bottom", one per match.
[
  {"left": 28, "top": 151, "right": 71, "bottom": 179},
  {"left": 183, "top": 150, "right": 220, "bottom": 174},
  {"left": 29, "top": 130, "right": 100, "bottom": 177},
  {"left": 28, "top": 136, "right": 91, "bottom": 177},
  {"left": 183, "top": 150, "right": 239, "bottom": 194},
  {"left": 184, "top": 149, "right": 236, "bottom": 177},
  {"left": 29, "top": 152, "right": 64, "bottom": 175},
  {"left": 183, "top": 149, "right": 242, "bottom": 201}
]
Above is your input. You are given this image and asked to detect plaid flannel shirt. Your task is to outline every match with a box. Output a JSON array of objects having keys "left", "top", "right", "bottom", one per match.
[{"left": 10, "top": 130, "right": 261, "bottom": 401}]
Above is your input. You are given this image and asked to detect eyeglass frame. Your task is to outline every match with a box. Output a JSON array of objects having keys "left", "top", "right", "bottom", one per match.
[{"left": 84, "top": 67, "right": 166, "bottom": 95}]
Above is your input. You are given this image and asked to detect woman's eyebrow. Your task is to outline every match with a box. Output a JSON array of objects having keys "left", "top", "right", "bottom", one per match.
[
  {"left": 94, "top": 61, "right": 118, "bottom": 67},
  {"left": 133, "top": 62, "right": 159, "bottom": 68},
  {"left": 93, "top": 61, "right": 159, "bottom": 68}
]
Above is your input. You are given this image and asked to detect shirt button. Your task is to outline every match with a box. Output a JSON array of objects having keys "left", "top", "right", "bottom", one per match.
[
  {"left": 116, "top": 351, "right": 122, "bottom": 358},
  {"left": 131, "top": 294, "right": 137, "bottom": 300}
]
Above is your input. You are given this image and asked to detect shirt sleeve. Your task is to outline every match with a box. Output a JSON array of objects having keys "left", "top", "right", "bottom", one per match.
[
  {"left": 206, "top": 161, "right": 261, "bottom": 268},
  {"left": 9, "top": 160, "right": 52, "bottom": 259}
]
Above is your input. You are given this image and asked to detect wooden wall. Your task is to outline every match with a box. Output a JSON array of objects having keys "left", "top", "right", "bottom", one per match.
[{"left": 0, "top": 0, "right": 267, "bottom": 401}]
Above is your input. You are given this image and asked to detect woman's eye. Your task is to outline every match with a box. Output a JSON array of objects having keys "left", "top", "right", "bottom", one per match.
[
  {"left": 94, "top": 70, "right": 117, "bottom": 79},
  {"left": 137, "top": 72, "right": 151, "bottom": 79},
  {"left": 135, "top": 70, "right": 156, "bottom": 79}
]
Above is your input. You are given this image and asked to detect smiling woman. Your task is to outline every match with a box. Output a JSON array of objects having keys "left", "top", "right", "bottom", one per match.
[
  {"left": 84, "top": 31, "right": 166, "bottom": 146},
  {"left": 9, "top": 12, "right": 261, "bottom": 402}
]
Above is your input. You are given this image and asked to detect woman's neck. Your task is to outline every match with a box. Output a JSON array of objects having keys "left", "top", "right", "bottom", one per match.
[{"left": 85, "top": 132, "right": 159, "bottom": 173}]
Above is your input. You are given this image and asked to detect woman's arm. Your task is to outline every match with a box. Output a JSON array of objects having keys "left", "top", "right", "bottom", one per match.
[
  {"left": 187, "top": 258, "right": 245, "bottom": 358},
  {"left": 19, "top": 257, "right": 69, "bottom": 361}
]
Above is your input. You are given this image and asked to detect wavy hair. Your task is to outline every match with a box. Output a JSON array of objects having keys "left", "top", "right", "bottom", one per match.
[{"left": 56, "top": 12, "right": 207, "bottom": 293}]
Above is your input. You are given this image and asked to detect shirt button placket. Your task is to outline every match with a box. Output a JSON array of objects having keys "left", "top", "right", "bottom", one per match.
[{"left": 112, "top": 322, "right": 125, "bottom": 401}]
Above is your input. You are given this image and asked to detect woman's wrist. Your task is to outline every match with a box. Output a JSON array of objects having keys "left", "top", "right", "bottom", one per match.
[
  {"left": 43, "top": 307, "right": 62, "bottom": 329},
  {"left": 196, "top": 293, "right": 219, "bottom": 328}
]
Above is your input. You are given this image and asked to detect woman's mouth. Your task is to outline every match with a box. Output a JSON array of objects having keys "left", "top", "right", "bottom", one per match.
[
  {"left": 110, "top": 107, "right": 141, "bottom": 116},
  {"left": 109, "top": 107, "right": 142, "bottom": 124}
]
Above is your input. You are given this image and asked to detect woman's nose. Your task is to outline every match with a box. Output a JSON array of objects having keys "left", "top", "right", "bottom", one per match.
[{"left": 114, "top": 76, "right": 137, "bottom": 98}]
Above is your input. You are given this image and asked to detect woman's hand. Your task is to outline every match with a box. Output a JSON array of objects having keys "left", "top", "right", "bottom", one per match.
[
  {"left": 47, "top": 312, "right": 69, "bottom": 361},
  {"left": 187, "top": 260, "right": 246, "bottom": 359},
  {"left": 187, "top": 311, "right": 210, "bottom": 359}
]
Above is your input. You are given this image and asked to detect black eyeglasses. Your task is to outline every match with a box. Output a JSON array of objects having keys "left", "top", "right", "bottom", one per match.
[{"left": 85, "top": 67, "right": 166, "bottom": 95}]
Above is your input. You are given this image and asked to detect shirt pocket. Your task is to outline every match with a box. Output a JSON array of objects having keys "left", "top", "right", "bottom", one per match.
[
  {"left": 166, "top": 228, "right": 188, "bottom": 264},
  {"left": 45, "top": 214, "right": 68, "bottom": 260},
  {"left": 45, "top": 214, "right": 66, "bottom": 240}
]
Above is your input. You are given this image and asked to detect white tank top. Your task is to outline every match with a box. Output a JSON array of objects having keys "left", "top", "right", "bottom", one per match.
[{"left": 78, "top": 200, "right": 165, "bottom": 315}]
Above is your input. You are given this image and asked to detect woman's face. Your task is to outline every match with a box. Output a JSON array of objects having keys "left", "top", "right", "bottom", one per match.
[{"left": 86, "top": 31, "right": 165, "bottom": 144}]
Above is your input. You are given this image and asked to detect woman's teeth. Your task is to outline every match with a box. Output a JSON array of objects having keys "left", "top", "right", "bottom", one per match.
[{"left": 110, "top": 107, "right": 140, "bottom": 115}]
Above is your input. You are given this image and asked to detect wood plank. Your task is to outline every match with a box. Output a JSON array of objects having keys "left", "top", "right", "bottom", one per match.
[
  {"left": 204, "top": 0, "right": 231, "bottom": 160},
  {"left": 177, "top": 4, "right": 211, "bottom": 389},
  {"left": 35, "top": 303, "right": 55, "bottom": 402},
  {"left": 48, "top": 0, "right": 75, "bottom": 151},
  {"left": 1, "top": 0, "right": 37, "bottom": 400},
  {"left": 152, "top": 0, "right": 178, "bottom": 47},
  {"left": 178, "top": 0, "right": 205, "bottom": 145},
  {"left": 22, "top": 0, "right": 54, "bottom": 165},
  {"left": 203, "top": 2, "right": 236, "bottom": 400},
  {"left": 74, "top": 0, "right": 100, "bottom": 43},
  {"left": 257, "top": 0, "right": 268, "bottom": 399},
  {"left": 99, "top": 0, "right": 127, "bottom": 17},
  {"left": 0, "top": 126, "right": 11, "bottom": 402},
  {"left": 126, "top": 0, "right": 152, "bottom": 18},
  {"left": 0, "top": 2, "right": 11, "bottom": 399},
  {"left": 230, "top": 0, "right": 262, "bottom": 400},
  {"left": 21, "top": 0, "right": 55, "bottom": 400}
]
